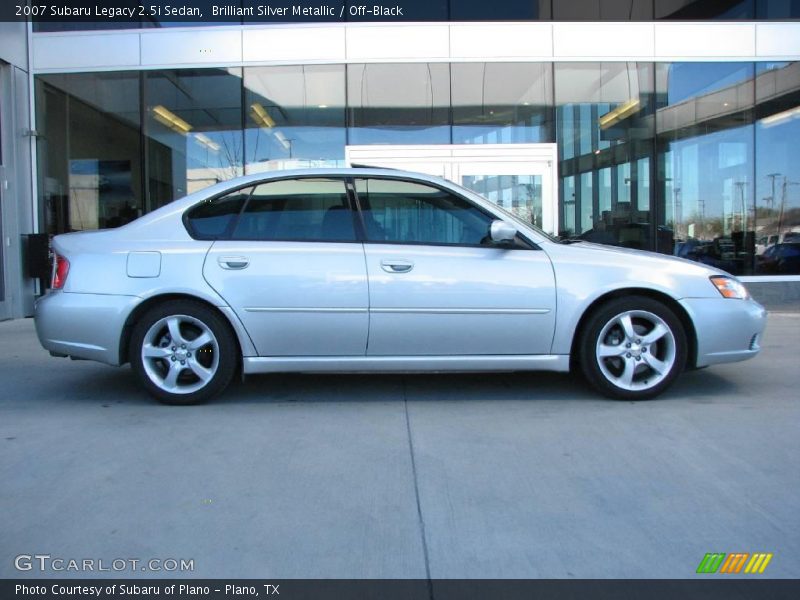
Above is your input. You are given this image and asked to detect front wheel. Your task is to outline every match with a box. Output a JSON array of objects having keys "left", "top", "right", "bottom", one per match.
[
  {"left": 129, "top": 300, "right": 237, "bottom": 405},
  {"left": 578, "top": 296, "right": 687, "bottom": 400}
]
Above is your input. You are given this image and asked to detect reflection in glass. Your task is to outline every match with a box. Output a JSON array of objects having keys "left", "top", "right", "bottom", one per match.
[
  {"left": 654, "top": 0, "right": 754, "bottom": 19},
  {"left": 145, "top": 69, "right": 243, "bottom": 208},
  {"left": 554, "top": 0, "right": 653, "bottom": 20},
  {"left": 451, "top": 63, "right": 553, "bottom": 144},
  {"left": 244, "top": 65, "right": 346, "bottom": 173},
  {"left": 462, "top": 175, "right": 543, "bottom": 229},
  {"left": 754, "top": 62, "right": 800, "bottom": 274},
  {"left": 35, "top": 72, "right": 142, "bottom": 234},
  {"left": 656, "top": 62, "right": 756, "bottom": 274},
  {"left": 347, "top": 63, "right": 450, "bottom": 145},
  {"left": 554, "top": 62, "right": 655, "bottom": 247}
]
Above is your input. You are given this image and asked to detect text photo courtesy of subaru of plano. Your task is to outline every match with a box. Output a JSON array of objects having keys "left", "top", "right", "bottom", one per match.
[{"left": 35, "top": 169, "right": 767, "bottom": 405}]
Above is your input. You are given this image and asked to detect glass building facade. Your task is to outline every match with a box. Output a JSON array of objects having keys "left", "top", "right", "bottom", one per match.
[{"left": 35, "top": 60, "right": 800, "bottom": 275}]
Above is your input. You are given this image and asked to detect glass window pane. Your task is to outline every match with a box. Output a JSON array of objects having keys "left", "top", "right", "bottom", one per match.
[
  {"left": 555, "top": 62, "right": 656, "bottom": 245},
  {"left": 185, "top": 186, "right": 251, "bottom": 239},
  {"left": 347, "top": 64, "right": 450, "bottom": 145},
  {"left": 655, "top": 0, "right": 754, "bottom": 19},
  {"left": 756, "top": 0, "right": 800, "bottom": 18},
  {"left": 145, "top": 69, "right": 243, "bottom": 209},
  {"left": 355, "top": 178, "right": 491, "bottom": 245},
  {"left": 755, "top": 62, "right": 800, "bottom": 274},
  {"left": 554, "top": 0, "right": 653, "bottom": 19},
  {"left": 656, "top": 62, "right": 755, "bottom": 275},
  {"left": 35, "top": 72, "right": 142, "bottom": 234},
  {"left": 232, "top": 178, "right": 353, "bottom": 241},
  {"left": 451, "top": 63, "right": 554, "bottom": 144},
  {"left": 451, "top": 0, "right": 550, "bottom": 20},
  {"left": 244, "top": 65, "right": 346, "bottom": 173}
]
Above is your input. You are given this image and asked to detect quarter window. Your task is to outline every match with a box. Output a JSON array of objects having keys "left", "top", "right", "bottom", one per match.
[
  {"left": 354, "top": 178, "right": 493, "bottom": 246},
  {"left": 185, "top": 186, "right": 252, "bottom": 239},
  {"left": 232, "top": 178, "right": 354, "bottom": 242}
]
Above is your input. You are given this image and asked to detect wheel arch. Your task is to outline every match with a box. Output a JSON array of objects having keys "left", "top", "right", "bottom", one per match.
[
  {"left": 119, "top": 293, "right": 247, "bottom": 367},
  {"left": 569, "top": 287, "right": 698, "bottom": 370}
]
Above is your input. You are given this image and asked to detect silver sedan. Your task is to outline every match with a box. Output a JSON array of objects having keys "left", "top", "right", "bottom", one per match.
[{"left": 35, "top": 168, "right": 766, "bottom": 404}]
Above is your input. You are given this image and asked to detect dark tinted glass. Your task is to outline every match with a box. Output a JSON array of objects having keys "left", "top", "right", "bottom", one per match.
[
  {"left": 554, "top": 0, "right": 653, "bottom": 20},
  {"left": 655, "top": 0, "right": 754, "bottom": 19},
  {"left": 35, "top": 72, "right": 143, "bottom": 234},
  {"left": 185, "top": 187, "right": 251, "bottom": 239},
  {"left": 355, "top": 178, "right": 492, "bottom": 245},
  {"left": 232, "top": 178, "right": 354, "bottom": 241}
]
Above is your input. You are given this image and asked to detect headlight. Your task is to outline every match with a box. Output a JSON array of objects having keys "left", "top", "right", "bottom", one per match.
[{"left": 710, "top": 275, "right": 749, "bottom": 299}]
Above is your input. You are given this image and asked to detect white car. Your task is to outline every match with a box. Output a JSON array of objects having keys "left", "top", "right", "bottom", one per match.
[{"left": 35, "top": 168, "right": 766, "bottom": 404}]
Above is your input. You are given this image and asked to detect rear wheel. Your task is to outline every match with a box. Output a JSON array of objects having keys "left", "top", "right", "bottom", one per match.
[
  {"left": 129, "top": 300, "right": 237, "bottom": 405},
  {"left": 579, "top": 296, "right": 687, "bottom": 400}
]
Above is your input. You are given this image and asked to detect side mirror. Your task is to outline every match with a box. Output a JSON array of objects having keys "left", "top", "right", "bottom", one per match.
[{"left": 490, "top": 220, "right": 517, "bottom": 244}]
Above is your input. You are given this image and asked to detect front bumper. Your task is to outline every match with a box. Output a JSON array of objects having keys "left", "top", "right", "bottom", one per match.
[
  {"left": 679, "top": 296, "right": 767, "bottom": 368},
  {"left": 34, "top": 291, "right": 140, "bottom": 365}
]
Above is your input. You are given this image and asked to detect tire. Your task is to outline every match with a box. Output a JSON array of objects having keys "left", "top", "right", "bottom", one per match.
[
  {"left": 578, "top": 296, "right": 687, "bottom": 400},
  {"left": 129, "top": 300, "right": 237, "bottom": 405}
]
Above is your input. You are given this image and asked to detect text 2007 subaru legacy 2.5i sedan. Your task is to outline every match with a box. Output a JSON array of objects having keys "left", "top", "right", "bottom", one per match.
[{"left": 35, "top": 168, "right": 766, "bottom": 405}]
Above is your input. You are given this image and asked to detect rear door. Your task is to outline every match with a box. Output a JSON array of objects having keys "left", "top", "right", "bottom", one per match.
[{"left": 201, "top": 177, "right": 369, "bottom": 356}]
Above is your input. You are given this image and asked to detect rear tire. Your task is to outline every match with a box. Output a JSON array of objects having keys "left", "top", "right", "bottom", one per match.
[
  {"left": 578, "top": 296, "right": 687, "bottom": 400},
  {"left": 129, "top": 300, "right": 237, "bottom": 405}
]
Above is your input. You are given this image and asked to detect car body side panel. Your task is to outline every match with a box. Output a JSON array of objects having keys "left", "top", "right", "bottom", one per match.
[
  {"left": 541, "top": 241, "right": 736, "bottom": 357},
  {"left": 364, "top": 244, "right": 557, "bottom": 355},
  {"left": 41, "top": 234, "right": 259, "bottom": 362},
  {"left": 679, "top": 297, "right": 767, "bottom": 367},
  {"left": 203, "top": 241, "right": 370, "bottom": 356},
  {"left": 35, "top": 291, "right": 139, "bottom": 365}
]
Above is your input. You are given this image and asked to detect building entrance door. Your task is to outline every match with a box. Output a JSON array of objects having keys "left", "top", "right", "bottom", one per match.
[{"left": 345, "top": 144, "right": 558, "bottom": 235}]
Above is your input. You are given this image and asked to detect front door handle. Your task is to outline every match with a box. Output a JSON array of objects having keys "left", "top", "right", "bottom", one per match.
[
  {"left": 380, "top": 259, "right": 414, "bottom": 273},
  {"left": 218, "top": 256, "right": 250, "bottom": 270}
]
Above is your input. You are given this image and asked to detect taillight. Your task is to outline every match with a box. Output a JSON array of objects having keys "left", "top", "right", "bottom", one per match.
[{"left": 52, "top": 253, "right": 70, "bottom": 290}]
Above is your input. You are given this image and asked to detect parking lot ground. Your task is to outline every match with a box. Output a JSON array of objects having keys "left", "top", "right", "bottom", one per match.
[{"left": 1, "top": 314, "right": 799, "bottom": 579}]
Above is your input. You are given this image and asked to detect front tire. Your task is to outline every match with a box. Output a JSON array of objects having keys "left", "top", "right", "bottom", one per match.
[
  {"left": 578, "top": 296, "right": 687, "bottom": 400},
  {"left": 129, "top": 300, "right": 237, "bottom": 405}
]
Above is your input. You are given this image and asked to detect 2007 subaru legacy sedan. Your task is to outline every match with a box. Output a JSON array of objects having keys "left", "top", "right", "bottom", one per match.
[{"left": 35, "top": 168, "right": 767, "bottom": 405}]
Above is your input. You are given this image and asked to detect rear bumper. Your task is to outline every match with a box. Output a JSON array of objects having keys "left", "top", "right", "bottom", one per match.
[
  {"left": 679, "top": 297, "right": 768, "bottom": 368},
  {"left": 34, "top": 291, "right": 140, "bottom": 365}
]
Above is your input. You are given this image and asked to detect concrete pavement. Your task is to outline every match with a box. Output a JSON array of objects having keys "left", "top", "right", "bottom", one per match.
[{"left": 1, "top": 314, "right": 798, "bottom": 579}]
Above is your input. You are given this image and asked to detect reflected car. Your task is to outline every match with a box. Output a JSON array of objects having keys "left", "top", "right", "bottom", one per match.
[
  {"left": 757, "top": 242, "right": 800, "bottom": 274},
  {"left": 35, "top": 168, "right": 767, "bottom": 405}
]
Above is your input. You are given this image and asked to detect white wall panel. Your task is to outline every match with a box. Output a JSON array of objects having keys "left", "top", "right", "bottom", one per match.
[
  {"left": 140, "top": 29, "right": 241, "bottom": 66},
  {"left": 756, "top": 23, "right": 800, "bottom": 57},
  {"left": 33, "top": 33, "right": 139, "bottom": 70},
  {"left": 346, "top": 25, "right": 449, "bottom": 61},
  {"left": 243, "top": 26, "right": 345, "bottom": 62},
  {"left": 553, "top": 22, "right": 653, "bottom": 59},
  {"left": 30, "top": 21, "right": 800, "bottom": 73},
  {"left": 655, "top": 23, "right": 756, "bottom": 59},
  {"left": 450, "top": 24, "right": 552, "bottom": 60}
]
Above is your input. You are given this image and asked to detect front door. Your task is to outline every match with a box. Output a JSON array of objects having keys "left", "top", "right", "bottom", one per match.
[
  {"left": 354, "top": 177, "right": 556, "bottom": 356},
  {"left": 202, "top": 177, "right": 369, "bottom": 356}
]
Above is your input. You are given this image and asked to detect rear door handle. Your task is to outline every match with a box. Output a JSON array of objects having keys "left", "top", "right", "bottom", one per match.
[
  {"left": 218, "top": 256, "right": 250, "bottom": 270},
  {"left": 380, "top": 259, "right": 414, "bottom": 273}
]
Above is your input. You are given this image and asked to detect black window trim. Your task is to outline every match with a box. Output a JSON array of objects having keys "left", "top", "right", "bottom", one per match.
[
  {"left": 183, "top": 173, "right": 540, "bottom": 250},
  {"left": 184, "top": 175, "right": 362, "bottom": 244}
]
